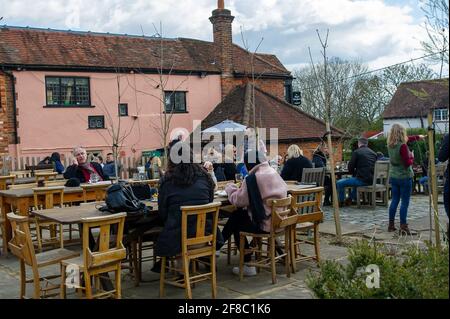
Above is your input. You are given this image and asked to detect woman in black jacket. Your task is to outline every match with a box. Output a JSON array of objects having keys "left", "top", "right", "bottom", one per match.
[
  {"left": 155, "top": 141, "right": 223, "bottom": 258},
  {"left": 280, "top": 144, "right": 313, "bottom": 182}
]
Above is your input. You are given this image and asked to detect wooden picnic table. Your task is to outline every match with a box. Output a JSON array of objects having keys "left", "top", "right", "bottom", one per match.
[
  {"left": 32, "top": 196, "right": 232, "bottom": 225},
  {"left": 7, "top": 174, "right": 65, "bottom": 185},
  {"left": 0, "top": 184, "right": 109, "bottom": 255}
]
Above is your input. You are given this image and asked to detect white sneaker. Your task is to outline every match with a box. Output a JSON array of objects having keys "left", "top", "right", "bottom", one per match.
[
  {"left": 232, "top": 265, "right": 257, "bottom": 277},
  {"left": 215, "top": 251, "right": 221, "bottom": 258}
]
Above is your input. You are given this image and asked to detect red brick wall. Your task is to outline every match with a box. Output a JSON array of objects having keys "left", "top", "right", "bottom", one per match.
[
  {"left": 0, "top": 72, "right": 16, "bottom": 160},
  {"left": 274, "top": 140, "right": 343, "bottom": 164},
  {"left": 211, "top": 11, "right": 234, "bottom": 76},
  {"left": 222, "top": 77, "right": 285, "bottom": 100}
]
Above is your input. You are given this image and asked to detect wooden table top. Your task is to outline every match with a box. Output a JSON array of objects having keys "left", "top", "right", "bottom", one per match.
[
  {"left": 0, "top": 184, "right": 98, "bottom": 198},
  {"left": 32, "top": 196, "right": 231, "bottom": 224}
]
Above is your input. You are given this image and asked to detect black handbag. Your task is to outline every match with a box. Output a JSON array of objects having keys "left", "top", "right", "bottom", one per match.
[{"left": 99, "top": 182, "right": 150, "bottom": 219}]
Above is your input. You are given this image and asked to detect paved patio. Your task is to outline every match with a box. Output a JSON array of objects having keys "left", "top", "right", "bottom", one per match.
[{"left": 0, "top": 194, "right": 447, "bottom": 299}]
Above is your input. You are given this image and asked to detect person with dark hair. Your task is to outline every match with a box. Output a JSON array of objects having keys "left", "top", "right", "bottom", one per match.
[
  {"left": 220, "top": 150, "right": 287, "bottom": 276},
  {"left": 437, "top": 133, "right": 449, "bottom": 237},
  {"left": 63, "top": 147, "right": 106, "bottom": 183},
  {"left": 103, "top": 152, "right": 120, "bottom": 178},
  {"left": 336, "top": 137, "right": 377, "bottom": 206},
  {"left": 312, "top": 143, "right": 332, "bottom": 206},
  {"left": 154, "top": 141, "right": 223, "bottom": 262},
  {"left": 38, "top": 156, "right": 52, "bottom": 165},
  {"left": 50, "top": 152, "right": 65, "bottom": 173}
]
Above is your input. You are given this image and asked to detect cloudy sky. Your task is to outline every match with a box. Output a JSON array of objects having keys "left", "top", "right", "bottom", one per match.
[{"left": 1, "top": 0, "right": 448, "bottom": 75}]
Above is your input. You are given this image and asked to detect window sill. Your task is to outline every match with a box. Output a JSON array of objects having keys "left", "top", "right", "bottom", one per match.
[
  {"left": 163, "top": 111, "right": 189, "bottom": 114},
  {"left": 87, "top": 127, "right": 106, "bottom": 130},
  {"left": 44, "top": 105, "right": 95, "bottom": 108}
]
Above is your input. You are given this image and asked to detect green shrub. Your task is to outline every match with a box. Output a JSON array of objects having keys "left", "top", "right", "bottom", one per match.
[{"left": 306, "top": 240, "right": 449, "bottom": 299}]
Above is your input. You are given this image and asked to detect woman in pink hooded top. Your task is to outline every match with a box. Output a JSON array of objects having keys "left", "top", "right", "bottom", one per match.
[{"left": 221, "top": 150, "right": 287, "bottom": 276}]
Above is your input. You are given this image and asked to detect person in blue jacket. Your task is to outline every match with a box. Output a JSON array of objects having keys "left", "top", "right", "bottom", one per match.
[{"left": 50, "top": 152, "right": 65, "bottom": 173}]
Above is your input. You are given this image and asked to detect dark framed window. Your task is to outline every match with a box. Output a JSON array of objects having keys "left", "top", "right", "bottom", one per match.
[
  {"left": 88, "top": 116, "right": 105, "bottom": 129},
  {"left": 118, "top": 103, "right": 128, "bottom": 116},
  {"left": 45, "top": 76, "right": 90, "bottom": 106},
  {"left": 164, "top": 91, "right": 187, "bottom": 113}
]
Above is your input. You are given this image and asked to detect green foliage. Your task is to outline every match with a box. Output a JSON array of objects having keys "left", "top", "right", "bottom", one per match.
[
  {"left": 306, "top": 240, "right": 449, "bottom": 299},
  {"left": 346, "top": 131, "right": 444, "bottom": 165}
]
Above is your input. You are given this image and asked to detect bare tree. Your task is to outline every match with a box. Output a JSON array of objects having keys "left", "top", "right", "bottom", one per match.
[
  {"left": 124, "top": 22, "right": 189, "bottom": 169},
  {"left": 420, "top": 0, "right": 449, "bottom": 71},
  {"left": 307, "top": 30, "right": 343, "bottom": 242}
]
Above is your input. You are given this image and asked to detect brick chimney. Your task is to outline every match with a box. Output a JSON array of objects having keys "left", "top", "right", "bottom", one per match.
[{"left": 210, "top": 0, "right": 234, "bottom": 79}]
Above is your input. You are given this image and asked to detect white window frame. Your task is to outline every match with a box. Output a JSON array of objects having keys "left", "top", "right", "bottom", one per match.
[{"left": 434, "top": 108, "right": 448, "bottom": 122}]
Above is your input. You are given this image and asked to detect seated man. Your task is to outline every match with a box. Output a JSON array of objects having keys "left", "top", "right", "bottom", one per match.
[
  {"left": 64, "top": 147, "right": 106, "bottom": 183},
  {"left": 336, "top": 137, "right": 377, "bottom": 206},
  {"left": 102, "top": 152, "right": 121, "bottom": 179}
]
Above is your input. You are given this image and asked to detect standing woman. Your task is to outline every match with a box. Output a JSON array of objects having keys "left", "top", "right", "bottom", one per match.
[{"left": 387, "top": 124, "right": 425, "bottom": 234}]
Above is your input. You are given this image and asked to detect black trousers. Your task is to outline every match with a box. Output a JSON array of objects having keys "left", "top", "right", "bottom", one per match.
[{"left": 220, "top": 208, "right": 267, "bottom": 262}]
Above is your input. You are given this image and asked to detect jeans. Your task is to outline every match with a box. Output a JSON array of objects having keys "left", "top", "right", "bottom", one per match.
[
  {"left": 389, "top": 177, "right": 412, "bottom": 225},
  {"left": 336, "top": 177, "right": 367, "bottom": 202},
  {"left": 444, "top": 178, "right": 449, "bottom": 218}
]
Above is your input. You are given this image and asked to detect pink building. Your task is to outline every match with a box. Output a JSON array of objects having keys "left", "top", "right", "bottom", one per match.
[{"left": 0, "top": 1, "right": 292, "bottom": 164}]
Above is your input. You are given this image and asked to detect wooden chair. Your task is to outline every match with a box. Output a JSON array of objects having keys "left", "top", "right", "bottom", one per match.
[
  {"left": 238, "top": 196, "right": 297, "bottom": 284},
  {"left": 35, "top": 171, "right": 57, "bottom": 183},
  {"left": 128, "top": 226, "right": 163, "bottom": 286},
  {"left": 290, "top": 187, "right": 324, "bottom": 270},
  {"left": 32, "top": 186, "right": 65, "bottom": 251},
  {"left": 60, "top": 213, "right": 127, "bottom": 299},
  {"left": 356, "top": 161, "right": 390, "bottom": 208},
  {"left": 7, "top": 212, "right": 79, "bottom": 299},
  {"left": 301, "top": 167, "right": 326, "bottom": 186},
  {"left": 0, "top": 175, "right": 16, "bottom": 190},
  {"left": 160, "top": 202, "right": 221, "bottom": 299},
  {"left": 80, "top": 183, "right": 109, "bottom": 203},
  {"left": 8, "top": 183, "right": 38, "bottom": 190},
  {"left": 10, "top": 170, "right": 32, "bottom": 178}
]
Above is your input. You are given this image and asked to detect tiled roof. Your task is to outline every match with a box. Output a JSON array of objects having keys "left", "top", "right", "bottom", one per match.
[
  {"left": 200, "top": 84, "right": 344, "bottom": 141},
  {"left": 383, "top": 78, "right": 449, "bottom": 119},
  {"left": 0, "top": 26, "right": 290, "bottom": 76}
]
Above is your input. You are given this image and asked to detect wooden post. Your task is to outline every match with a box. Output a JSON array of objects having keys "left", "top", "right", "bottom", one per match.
[
  {"left": 326, "top": 125, "right": 342, "bottom": 242},
  {"left": 427, "top": 112, "right": 441, "bottom": 249}
]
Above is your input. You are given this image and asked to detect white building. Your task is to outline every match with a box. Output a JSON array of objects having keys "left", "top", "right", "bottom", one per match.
[{"left": 383, "top": 79, "right": 449, "bottom": 135}]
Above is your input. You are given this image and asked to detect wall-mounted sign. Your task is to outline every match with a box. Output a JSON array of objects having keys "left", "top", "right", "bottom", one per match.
[{"left": 292, "top": 91, "right": 301, "bottom": 106}]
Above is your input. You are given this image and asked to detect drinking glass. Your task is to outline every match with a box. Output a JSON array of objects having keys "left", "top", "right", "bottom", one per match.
[{"left": 90, "top": 173, "right": 99, "bottom": 183}]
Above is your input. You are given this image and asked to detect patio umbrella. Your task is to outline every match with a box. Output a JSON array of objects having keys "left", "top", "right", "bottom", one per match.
[{"left": 202, "top": 120, "right": 247, "bottom": 133}]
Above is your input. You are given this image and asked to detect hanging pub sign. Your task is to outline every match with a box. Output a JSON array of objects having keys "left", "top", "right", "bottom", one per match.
[{"left": 292, "top": 91, "right": 302, "bottom": 106}]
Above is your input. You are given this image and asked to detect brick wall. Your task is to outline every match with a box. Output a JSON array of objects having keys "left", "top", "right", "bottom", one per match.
[
  {"left": 210, "top": 8, "right": 234, "bottom": 77},
  {"left": 0, "top": 72, "right": 16, "bottom": 161},
  {"left": 274, "top": 140, "right": 343, "bottom": 163},
  {"left": 222, "top": 77, "right": 285, "bottom": 100}
]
